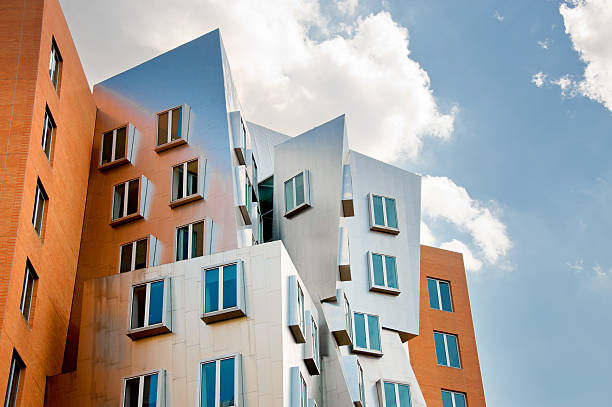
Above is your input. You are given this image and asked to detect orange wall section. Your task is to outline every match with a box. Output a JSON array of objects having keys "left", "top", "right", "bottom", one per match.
[
  {"left": 409, "top": 245, "right": 487, "bottom": 407},
  {"left": 0, "top": 0, "right": 96, "bottom": 405}
]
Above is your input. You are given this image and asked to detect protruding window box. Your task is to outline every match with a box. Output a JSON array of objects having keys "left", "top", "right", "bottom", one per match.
[
  {"left": 284, "top": 170, "right": 311, "bottom": 218},
  {"left": 99, "top": 123, "right": 137, "bottom": 171},
  {"left": 201, "top": 261, "right": 246, "bottom": 323},
  {"left": 343, "top": 355, "right": 366, "bottom": 407},
  {"left": 230, "top": 111, "right": 250, "bottom": 165},
  {"left": 342, "top": 164, "right": 354, "bottom": 217},
  {"left": 234, "top": 165, "right": 254, "bottom": 225},
  {"left": 288, "top": 275, "right": 306, "bottom": 343},
  {"left": 304, "top": 311, "right": 320, "bottom": 375},
  {"left": 127, "top": 278, "right": 171, "bottom": 340},
  {"left": 338, "top": 226, "right": 351, "bottom": 281},
  {"left": 368, "top": 252, "right": 400, "bottom": 295},
  {"left": 377, "top": 379, "right": 412, "bottom": 407},
  {"left": 290, "top": 367, "right": 308, "bottom": 407},
  {"left": 368, "top": 193, "right": 399, "bottom": 235},
  {"left": 176, "top": 218, "right": 215, "bottom": 261},
  {"left": 122, "top": 370, "right": 166, "bottom": 407},
  {"left": 154, "top": 104, "right": 191, "bottom": 153},
  {"left": 119, "top": 235, "right": 160, "bottom": 273},
  {"left": 169, "top": 157, "right": 206, "bottom": 208},
  {"left": 330, "top": 289, "right": 353, "bottom": 346},
  {"left": 199, "top": 354, "right": 243, "bottom": 407},
  {"left": 110, "top": 175, "right": 149, "bottom": 227},
  {"left": 352, "top": 311, "right": 383, "bottom": 356}
]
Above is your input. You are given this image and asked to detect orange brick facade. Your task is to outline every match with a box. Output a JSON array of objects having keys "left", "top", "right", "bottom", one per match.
[{"left": 409, "top": 246, "right": 487, "bottom": 407}]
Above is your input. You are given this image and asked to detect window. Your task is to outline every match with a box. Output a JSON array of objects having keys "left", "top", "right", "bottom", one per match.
[
  {"left": 20, "top": 261, "right": 37, "bottom": 322},
  {"left": 49, "top": 39, "right": 62, "bottom": 90},
  {"left": 311, "top": 316, "right": 319, "bottom": 367},
  {"left": 127, "top": 279, "right": 171, "bottom": 339},
  {"left": 441, "top": 390, "right": 467, "bottom": 407},
  {"left": 41, "top": 107, "right": 55, "bottom": 160},
  {"left": 112, "top": 177, "right": 145, "bottom": 225},
  {"left": 368, "top": 252, "right": 399, "bottom": 294},
  {"left": 120, "top": 238, "right": 148, "bottom": 273},
  {"left": 368, "top": 194, "right": 398, "bottom": 234},
  {"left": 304, "top": 311, "right": 320, "bottom": 375},
  {"left": 32, "top": 180, "right": 48, "bottom": 237},
  {"left": 4, "top": 351, "right": 24, "bottom": 407},
  {"left": 202, "top": 262, "right": 246, "bottom": 323},
  {"left": 379, "top": 380, "right": 411, "bottom": 407},
  {"left": 123, "top": 371, "right": 162, "bottom": 407},
  {"left": 353, "top": 312, "right": 382, "bottom": 355},
  {"left": 344, "top": 293, "right": 353, "bottom": 340},
  {"left": 357, "top": 361, "right": 366, "bottom": 407},
  {"left": 284, "top": 170, "right": 311, "bottom": 217},
  {"left": 288, "top": 275, "right": 306, "bottom": 343},
  {"left": 290, "top": 367, "right": 307, "bottom": 407},
  {"left": 100, "top": 125, "right": 128, "bottom": 167},
  {"left": 156, "top": 105, "right": 190, "bottom": 151},
  {"left": 200, "top": 355, "right": 242, "bottom": 407},
  {"left": 427, "top": 278, "right": 453, "bottom": 312},
  {"left": 176, "top": 220, "right": 205, "bottom": 261},
  {"left": 171, "top": 158, "right": 205, "bottom": 207},
  {"left": 434, "top": 332, "right": 461, "bottom": 368}
]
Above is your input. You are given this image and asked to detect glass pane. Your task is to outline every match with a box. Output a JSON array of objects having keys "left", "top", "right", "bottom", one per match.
[
  {"left": 446, "top": 334, "right": 461, "bottom": 368},
  {"left": 453, "top": 393, "right": 467, "bottom": 407},
  {"left": 135, "top": 239, "right": 148, "bottom": 270},
  {"left": 441, "top": 391, "right": 453, "bottom": 407},
  {"left": 101, "top": 131, "right": 113, "bottom": 164},
  {"left": 143, "top": 374, "right": 158, "bottom": 407},
  {"left": 120, "top": 243, "right": 133, "bottom": 273},
  {"left": 385, "top": 256, "right": 398, "bottom": 289},
  {"left": 157, "top": 111, "right": 168, "bottom": 145},
  {"left": 171, "top": 107, "right": 182, "bottom": 141},
  {"left": 220, "top": 358, "right": 235, "bottom": 407},
  {"left": 34, "top": 189, "right": 45, "bottom": 234},
  {"left": 434, "top": 332, "right": 447, "bottom": 366},
  {"left": 201, "top": 362, "right": 216, "bottom": 407},
  {"left": 372, "top": 254, "right": 385, "bottom": 286},
  {"left": 43, "top": 114, "right": 53, "bottom": 158},
  {"left": 373, "top": 195, "right": 385, "bottom": 226},
  {"left": 298, "top": 285, "right": 305, "bottom": 332},
  {"left": 127, "top": 179, "right": 139, "bottom": 215},
  {"left": 384, "top": 382, "right": 397, "bottom": 407},
  {"left": 368, "top": 314, "right": 381, "bottom": 351},
  {"left": 427, "top": 278, "right": 440, "bottom": 310},
  {"left": 205, "top": 268, "right": 219, "bottom": 313},
  {"left": 398, "top": 384, "right": 411, "bottom": 407},
  {"left": 385, "top": 198, "right": 398, "bottom": 228},
  {"left": 176, "top": 226, "right": 189, "bottom": 261},
  {"left": 439, "top": 281, "right": 452, "bottom": 312},
  {"left": 192, "top": 221, "right": 204, "bottom": 258},
  {"left": 172, "top": 164, "right": 184, "bottom": 201},
  {"left": 358, "top": 365, "right": 365, "bottom": 404},
  {"left": 115, "top": 127, "right": 127, "bottom": 160},
  {"left": 124, "top": 377, "right": 140, "bottom": 407},
  {"left": 112, "top": 183, "right": 125, "bottom": 220},
  {"left": 300, "top": 376, "right": 307, "bottom": 407},
  {"left": 148, "top": 281, "right": 164, "bottom": 325},
  {"left": 295, "top": 172, "right": 304, "bottom": 206},
  {"left": 187, "top": 160, "right": 198, "bottom": 196},
  {"left": 344, "top": 296, "right": 352, "bottom": 338},
  {"left": 285, "top": 179, "right": 294, "bottom": 212},
  {"left": 222, "top": 264, "right": 238, "bottom": 309},
  {"left": 354, "top": 313, "right": 367, "bottom": 348},
  {"left": 22, "top": 272, "right": 34, "bottom": 320},
  {"left": 131, "top": 285, "right": 146, "bottom": 329}
]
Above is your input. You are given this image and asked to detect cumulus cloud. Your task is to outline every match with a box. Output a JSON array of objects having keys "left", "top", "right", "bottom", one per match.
[
  {"left": 493, "top": 10, "right": 504, "bottom": 22},
  {"left": 420, "top": 221, "right": 436, "bottom": 246},
  {"left": 537, "top": 39, "right": 550, "bottom": 50},
  {"left": 440, "top": 239, "right": 483, "bottom": 272},
  {"left": 567, "top": 259, "right": 584, "bottom": 272},
  {"left": 336, "top": 0, "right": 358, "bottom": 15},
  {"left": 532, "top": 72, "right": 547, "bottom": 88},
  {"left": 593, "top": 264, "right": 611, "bottom": 278}
]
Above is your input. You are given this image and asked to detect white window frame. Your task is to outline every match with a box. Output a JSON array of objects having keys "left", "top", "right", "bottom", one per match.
[
  {"left": 311, "top": 315, "right": 319, "bottom": 369},
  {"left": 441, "top": 390, "right": 467, "bottom": 407},
  {"left": 284, "top": 170, "right": 311, "bottom": 217},
  {"left": 20, "top": 261, "right": 37, "bottom": 322},
  {"left": 49, "top": 38, "right": 61, "bottom": 90},
  {"left": 434, "top": 332, "right": 461, "bottom": 369},
  {"left": 368, "top": 193, "right": 399, "bottom": 234},
  {"left": 428, "top": 278, "right": 453, "bottom": 312},
  {"left": 121, "top": 370, "right": 164, "bottom": 407},
  {"left": 32, "top": 180, "right": 48, "bottom": 237},
  {"left": 357, "top": 360, "right": 366, "bottom": 407},
  {"left": 378, "top": 379, "right": 412, "bottom": 407},
  {"left": 111, "top": 178, "right": 141, "bottom": 222},
  {"left": 170, "top": 158, "right": 201, "bottom": 204},
  {"left": 41, "top": 107, "right": 55, "bottom": 160},
  {"left": 368, "top": 252, "right": 400, "bottom": 294},
  {"left": 119, "top": 238, "right": 149, "bottom": 273},
  {"left": 155, "top": 105, "right": 190, "bottom": 151},
  {"left": 4, "top": 351, "right": 24, "bottom": 407},
  {"left": 198, "top": 353, "right": 242, "bottom": 407},
  {"left": 344, "top": 293, "right": 353, "bottom": 341},
  {"left": 352, "top": 311, "right": 382, "bottom": 356},
  {"left": 288, "top": 275, "right": 307, "bottom": 343},
  {"left": 201, "top": 261, "right": 246, "bottom": 323},
  {"left": 175, "top": 220, "right": 205, "bottom": 261},
  {"left": 100, "top": 125, "right": 128, "bottom": 166},
  {"left": 127, "top": 278, "right": 171, "bottom": 339}
]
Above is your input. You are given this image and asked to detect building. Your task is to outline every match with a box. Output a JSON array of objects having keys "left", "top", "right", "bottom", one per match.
[{"left": 0, "top": 1, "right": 486, "bottom": 406}]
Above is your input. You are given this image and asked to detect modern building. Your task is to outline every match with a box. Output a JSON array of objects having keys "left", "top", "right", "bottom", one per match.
[{"left": 1, "top": 1, "right": 486, "bottom": 406}]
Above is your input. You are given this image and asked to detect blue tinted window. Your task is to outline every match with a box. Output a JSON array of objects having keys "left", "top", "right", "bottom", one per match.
[
  {"left": 201, "top": 362, "right": 216, "bottom": 407},
  {"left": 427, "top": 278, "right": 440, "bottom": 309},
  {"left": 205, "top": 268, "right": 219, "bottom": 313},
  {"left": 434, "top": 332, "right": 447, "bottom": 366},
  {"left": 368, "top": 314, "right": 381, "bottom": 351},
  {"left": 439, "top": 281, "right": 452, "bottom": 312},
  {"left": 222, "top": 264, "right": 237, "bottom": 309},
  {"left": 148, "top": 281, "right": 164, "bottom": 325},
  {"left": 398, "top": 384, "right": 411, "bottom": 407},
  {"left": 441, "top": 390, "right": 453, "bottom": 407},
  {"left": 385, "top": 198, "right": 397, "bottom": 228},
  {"left": 142, "top": 374, "right": 158, "bottom": 407},
  {"left": 285, "top": 179, "right": 294, "bottom": 212},
  {"left": 295, "top": 173, "right": 304, "bottom": 206},
  {"left": 454, "top": 392, "right": 467, "bottom": 407},
  {"left": 385, "top": 256, "right": 398, "bottom": 289},
  {"left": 354, "top": 313, "right": 367, "bottom": 348},
  {"left": 372, "top": 254, "right": 385, "bottom": 286},
  {"left": 384, "top": 382, "right": 397, "bottom": 407},
  {"left": 446, "top": 334, "right": 461, "bottom": 368},
  {"left": 220, "top": 358, "right": 235, "bottom": 407},
  {"left": 373, "top": 195, "right": 385, "bottom": 226}
]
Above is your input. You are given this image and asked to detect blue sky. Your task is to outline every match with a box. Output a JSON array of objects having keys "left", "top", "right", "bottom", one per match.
[{"left": 60, "top": 0, "right": 612, "bottom": 405}]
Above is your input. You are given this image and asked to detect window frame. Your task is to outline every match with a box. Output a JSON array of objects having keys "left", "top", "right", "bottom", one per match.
[
  {"left": 32, "top": 179, "right": 48, "bottom": 238},
  {"left": 154, "top": 105, "right": 189, "bottom": 152},
  {"left": 357, "top": 360, "right": 366, "bottom": 407},
  {"left": 119, "top": 237, "right": 149, "bottom": 273},
  {"left": 170, "top": 157, "right": 205, "bottom": 208},
  {"left": 99, "top": 124, "right": 131, "bottom": 170},
  {"left": 434, "top": 331, "right": 462, "bottom": 369},
  {"left": 110, "top": 177, "right": 144, "bottom": 226},
  {"left": 441, "top": 390, "right": 467, "bottom": 407},
  {"left": 175, "top": 219, "right": 207, "bottom": 261},
  {"left": 284, "top": 170, "right": 311, "bottom": 218},
  {"left": 198, "top": 353, "right": 242, "bottom": 407},
  {"left": 367, "top": 251, "right": 400, "bottom": 295},
  {"left": 126, "top": 278, "right": 171, "bottom": 339},
  {"left": 352, "top": 311, "right": 383, "bottom": 356},
  {"left": 288, "top": 275, "right": 307, "bottom": 343},
  {"left": 121, "top": 369, "right": 164, "bottom": 407},
  {"left": 49, "top": 37, "right": 62, "bottom": 92},
  {"left": 4, "top": 350, "right": 24, "bottom": 407},
  {"left": 304, "top": 311, "right": 320, "bottom": 375},
  {"left": 427, "top": 277, "right": 453, "bottom": 312},
  {"left": 20, "top": 260, "right": 38, "bottom": 323},
  {"left": 368, "top": 193, "right": 399, "bottom": 234},
  {"left": 41, "top": 106, "right": 56, "bottom": 161},
  {"left": 201, "top": 261, "right": 246, "bottom": 323},
  {"left": 377, "top": 379, "right": 412, "bottom": 407}
]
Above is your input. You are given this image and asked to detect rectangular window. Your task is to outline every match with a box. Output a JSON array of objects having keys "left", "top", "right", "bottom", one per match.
[
  {"left": 123, "top": 371, "right": 161, "bottom": 407},
  {"left": 288, "top": 275, "right": 307, "bottom": 343},
  {"left": 358, "top": 361, "right": 366, "bottom": 407},
  {"left": 49, "top": 39, "right": 62, "bottom": 90},
  {"left": 441, "top": 390, "right": 467, "bottom": 407},
  {"left": 112, "top": 178, "right": 141, "bottom": 223},
  {"left": 434, "top": 332, "right": 461, "bottom": 368},
  {"left": 120, "top": 238, "right": 148, "bottom": 273},
  {"left": 200, "top": 355, "right": 241, "bottom": 407},
  {"left": 368, "top": 252, "right": 399, "bottom": 294},
  {"left": 156, "top": 105, "right": 190, "bottom": 151},
  {"left": 380, "top": 381, "right": 412, "bottom": 407},
  {"left": 100, "top": 125, "right": 128, "bottom": 166},
  {"left": 311, "top": 316, "right": 319, "bottom": 368},
  {"left": 284, "top": 170, "right": 311, "bottom": 217},
  {"left": 32, "top": 180, "right": 48, "bottom": 237},
  {"left": 171, "top": 158, "right": 204, "bottom": 207},
  {"left": 176, "top": 220, "right": 205, "bottom": 261},
  {"left": 127, "top": 279, "right": 171, "bottom": 339},
  {"left": 3, "top": 351, "right": 24, "bottom": 407},
  {"left": 344, "top": 293, "right": 353, "bottom": 341},
  {"left": 202, "top": 262, "right": 246, "bottom": 323},
  {"left": 353, "top": 312, "right": 382, "bottom": 355},
  {"left": 427, "top": 278, "right": 453, "bottom": 312},
  {"left": 41, "top": 107, "right": 55, "bottom": 160},
  {"left": 20, "top": 261, "right": 37, "bottom": 322},
  {"left": 369, "top": 194, "right": 399, "bottom": 234}
]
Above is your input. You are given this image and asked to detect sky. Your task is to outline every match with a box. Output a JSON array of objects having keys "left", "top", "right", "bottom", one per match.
[{"left": 58, "top": 0, "right": 612, "bottom": 405}]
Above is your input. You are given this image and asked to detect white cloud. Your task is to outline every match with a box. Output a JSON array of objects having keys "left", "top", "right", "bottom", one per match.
[
  {"left": 440, "top": 239, "right": 483, "bottom": 272},
  {"left": 493, "top": 10, "right": 504, "bottom": 22},
  {"left": 567, "top": 259, "right": 584, "bottom": 272},
  {"left": 337, "top": 0, "right": 358, "bottom": 15},
  {"left": 532, "top": 72, "right": 547, "bottom": 88},
  {"left": 592, "top": 264, "right": 611, "bottom": 278},
  {"left": 420, "top": 221, "right": 436, "bottom": 246},
  {"left": 422, "top": 176, "right": 511, "bottom": 267},
  {"left": 537, "top": 39, "right": 550, "bottom": 50}
]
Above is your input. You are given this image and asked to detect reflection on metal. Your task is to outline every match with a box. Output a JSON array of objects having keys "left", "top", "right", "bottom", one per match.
[
  {"left": 338, "top": 225, "right": 351, "bottom": 281},
  {"left": 342, "top": 164, "right": 355, "bottom": 217}
]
